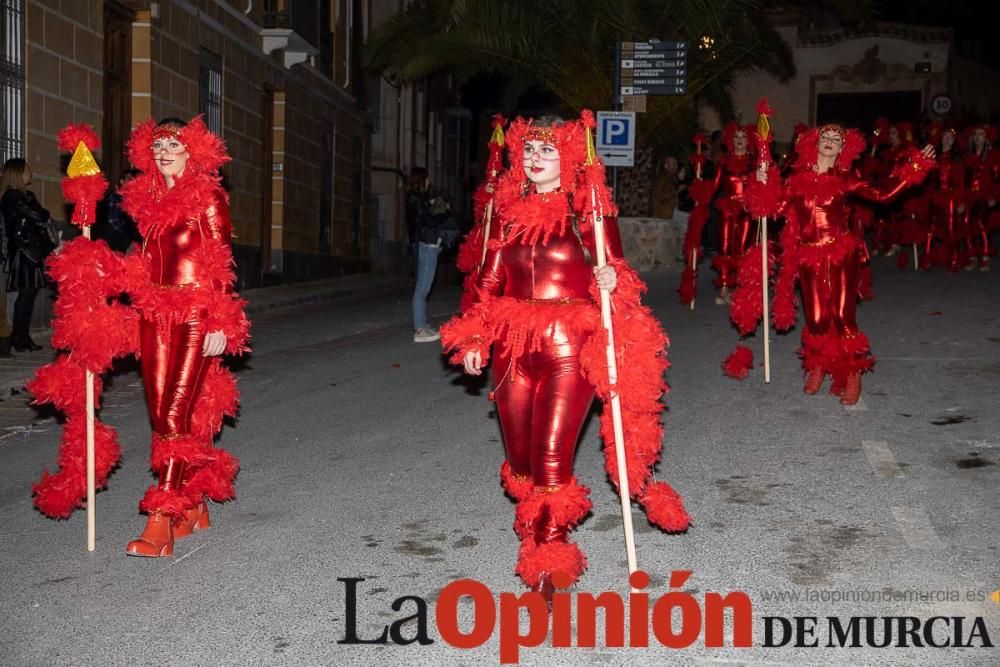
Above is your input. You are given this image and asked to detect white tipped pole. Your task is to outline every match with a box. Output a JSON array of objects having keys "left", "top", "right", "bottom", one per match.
[
  {"left": 84, "top": 224, "right": 96, "bottom": 552},
  {"left": 590, "top": 184, "right": 638, "bottom": 587},
  {"left": 761, "top": 218, "right": 771, "bottom": 384}
]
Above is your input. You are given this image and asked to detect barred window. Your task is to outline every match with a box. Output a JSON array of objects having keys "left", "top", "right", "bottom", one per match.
[
  {"left": 199, "top": 49, "right": 223, "bottom": 136},
  {"left": 1, "top": 0, "right": 25, "bottom": 165}
]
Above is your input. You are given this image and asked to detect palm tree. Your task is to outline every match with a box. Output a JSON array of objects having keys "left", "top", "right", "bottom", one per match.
[{"left": 364, "top": 0, "right": 795, "bottom": 155}]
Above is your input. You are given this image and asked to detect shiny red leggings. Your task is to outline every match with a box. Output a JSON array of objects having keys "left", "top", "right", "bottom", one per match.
[
  {"left": 718, "top": 210, "right": 752, "bottom": 287},
  {"left": 799, "top": 253, "right": 860, "bottom": 337},
  {"left": 494, "top": 322, "right": 594, "bottom": 488},
  {"left": 140, "top": 318, "right": 211, "bottom": 436}
]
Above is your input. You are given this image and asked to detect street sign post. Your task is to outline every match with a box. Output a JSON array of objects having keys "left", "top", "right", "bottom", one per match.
[
  {"left": 618, "top": 40, "right": 688, "bottom": 100},
  {"left": 597, "top": 111, "right": 636, "bottom": 167}
]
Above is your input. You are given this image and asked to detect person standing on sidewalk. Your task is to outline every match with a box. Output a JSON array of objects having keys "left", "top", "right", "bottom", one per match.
[
  {"left": 1, "top": 159, "right": 57, "bottom": 353},
  {"left": 406, "top": 167, "right": 452, "bottom": 343}
]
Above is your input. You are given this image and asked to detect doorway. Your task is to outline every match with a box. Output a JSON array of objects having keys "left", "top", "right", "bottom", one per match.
[{"left": 816, "top": 91, "right": 922, "bottom": 131}]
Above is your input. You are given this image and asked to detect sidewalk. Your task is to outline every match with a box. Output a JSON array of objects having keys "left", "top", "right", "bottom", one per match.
[{"left": 0, "top": 273, "right": 412, "bottom": 398}]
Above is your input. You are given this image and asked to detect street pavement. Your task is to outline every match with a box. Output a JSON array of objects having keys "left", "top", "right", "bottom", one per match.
[{"left": 1, "top": 259, "right": 998, "bottom": 666}]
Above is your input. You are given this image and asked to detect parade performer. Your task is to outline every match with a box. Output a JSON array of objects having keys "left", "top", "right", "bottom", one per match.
[
  {"left": 926, "top": 126, "right": 966, "bottom": 271},
  {"left": 119, "top": 117, "right": 250, "bottom": 556},
  {"left": 879, "top": 122, "right": 920, "bottom": 258},
  {"left": 677, "top": 133, "right": 713, "bottom": 306},
  {"left": 29, "top": 118, "right": 248, "bottom": 558},
  {"left": 441, "top": 112, "right": 689, "bottom": 598},
  {"left": 730, "top": 124, "right": 933, "bottom": 404},
  {"left": 961, "top": 123, "right": 999, "bottom": 271},
  {"left": 709, "top": 123, "right": 756, "bottom": 303}
]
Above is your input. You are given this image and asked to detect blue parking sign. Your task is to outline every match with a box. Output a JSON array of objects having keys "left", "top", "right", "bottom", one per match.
[
  {"left": 602, "top": 118, "right": 630, "bottom": 145},
  {"left": 596, "top": 111, "right": 635, "bottom": 167}
]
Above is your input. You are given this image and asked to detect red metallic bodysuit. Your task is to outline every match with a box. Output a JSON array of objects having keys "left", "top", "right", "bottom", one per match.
[
  {"left": 771, "top": 131, "right": 931, "bottom": 402},
  {"left": 442, "top": 115, "right": 688, "bottom": 593},
  {"left": 786, "top": 171, "right": 908, "bottom": 341},
  {"left": 928, "top": 151, "right": 966, "bottom": 270},
  {"left": 477, "top": 192, "right": 621, "bottom": 488},
  {"left": 119, "top": 118, "right": 250, "bottom": 557},
  {"left": 140, "top": 198, "right": 231, "bottom": 438},
  {"left": 963, "top": 149, "right": 999, "bottom": 265},
  {"left": 711, "top": 152, "right": 754, "bottom": 288}
]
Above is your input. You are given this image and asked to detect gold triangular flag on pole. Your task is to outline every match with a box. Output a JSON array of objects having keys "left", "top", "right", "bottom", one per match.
[{"left": 67, "top": 141, "right": 101, "bottom": 178}]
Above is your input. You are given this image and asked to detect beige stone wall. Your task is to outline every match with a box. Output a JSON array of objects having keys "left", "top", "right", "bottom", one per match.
[
  {"left": 618, "top": 217, "right": 686, "bottom": 271},
  {"left": 146, "top": 0, "right": 369, "bottom": 264},
  {"left": 24, "top": 0, "right": 104, "bottom": 217}
]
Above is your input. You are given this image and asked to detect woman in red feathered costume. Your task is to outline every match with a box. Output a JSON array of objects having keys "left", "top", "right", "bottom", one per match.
[
  {"left": 119, "top": 117, "right": 250, "bottom": 557},
  {"left": 440, "top": 112, "right": 689, "bottom": 600},
  {"left": 926, "top": 127, "right": 967, "bottom": 271},
  {"left": 960, "top": 124, "right": 999, "bottom": 271},
  {"left": 709, "top": 122, "right": 756, "bottom": 304},
  {"left": 764, "top": 125, "right": 934, "bottom": 405}
]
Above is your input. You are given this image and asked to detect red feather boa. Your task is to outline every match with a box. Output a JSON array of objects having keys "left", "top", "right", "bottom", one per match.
[
  {"left": 723, "top": 344, "right": 754, "bottom": 380},
  {"left": 62, "top": 174, "right": 108, "bottom": 228}
]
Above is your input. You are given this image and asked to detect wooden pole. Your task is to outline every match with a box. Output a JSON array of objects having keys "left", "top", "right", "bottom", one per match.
[
  {"left": 690, "top": 249, "right": 698, "bottom": 310},
  {"left": 912, "top": 243, "right": 918, "bottom": 271},
  {"left": 761, "top": 218, "right": 771, "bottom": 384},
  {"left": 83, "top": 225, "right": 95, "bottom": 552},
  {"left": 590, "top": 185, "right": 638, "bottom": 585},
  {"left": 479, "top": 199, "right": 494, "bottom": 268}
]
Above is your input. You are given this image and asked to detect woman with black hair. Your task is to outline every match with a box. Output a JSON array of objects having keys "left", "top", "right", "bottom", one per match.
[{"left": 1, "top": 158, "right": 57, "bottom": 352}]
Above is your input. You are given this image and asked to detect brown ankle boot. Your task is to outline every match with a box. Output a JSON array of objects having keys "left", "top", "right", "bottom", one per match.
[
  {"left": 0, "top": 336, "right": 12, "bottom": 357},
  {"left": 803, "top": 368, "right": 825, "bottom": 395},
  {"left": 173, "top": 501, "right": 210, "bottom": 538},
  {"left": 126, "top": 513, "right": 174, "bottom": 557},
  {"left": 840, "top": 372, "right": 862, "bottom": 405}
]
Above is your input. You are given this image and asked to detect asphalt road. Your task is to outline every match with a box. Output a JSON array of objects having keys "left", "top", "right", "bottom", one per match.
[{"left": 2, "top": 259, "right": 998, "bottom": 666}]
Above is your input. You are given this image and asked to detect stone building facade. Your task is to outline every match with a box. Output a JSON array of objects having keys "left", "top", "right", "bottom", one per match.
[
  {"left": 702, "top": 9, "right": 954, "bottom": 150},
  {"left": 1, "top": 0, "right": 471, "bottom": 292}
]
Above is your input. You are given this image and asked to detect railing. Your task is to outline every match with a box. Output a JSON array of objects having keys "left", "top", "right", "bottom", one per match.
[{"left": 0, "top": 0, "right": 25, "bottom": 165}]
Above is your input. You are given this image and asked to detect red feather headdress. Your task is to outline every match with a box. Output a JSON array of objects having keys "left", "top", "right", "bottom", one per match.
[
  {"left": 126, "top": 116, "right": 230, "bottom": 179},
  {"left": 722, "top": 122, "right": 755, "bottom": 154},
  {"left": 793, "top": 125, "right": 866, "bottom": 172}
]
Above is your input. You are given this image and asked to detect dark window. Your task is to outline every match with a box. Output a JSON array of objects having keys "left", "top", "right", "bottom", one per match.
[
  {"left": 0, "top": 0, "right": 25, "bottom": 165},
  {"left": 199, "top": 49, "right": 223, "bottom": 136}
]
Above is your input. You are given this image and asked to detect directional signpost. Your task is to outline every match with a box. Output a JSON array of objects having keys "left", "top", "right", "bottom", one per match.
[
  {"left": 606, "top": 39, "right": 688, "bottom": 195},
  {"left": 617, "top": 40, "right": 688, "bottom": 103}
]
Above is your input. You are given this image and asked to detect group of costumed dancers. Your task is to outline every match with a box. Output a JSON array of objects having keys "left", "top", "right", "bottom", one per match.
[
  {"left": 676, "top": 105, "right": 1000, "bottom": 407},
  {"left": 24, "top": 106, "right": 992, "bottom": 600}
]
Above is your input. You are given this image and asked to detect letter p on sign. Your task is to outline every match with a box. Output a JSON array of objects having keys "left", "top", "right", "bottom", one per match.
[{"left": 604, "top": 119, "right": 629, "bottom": 146}]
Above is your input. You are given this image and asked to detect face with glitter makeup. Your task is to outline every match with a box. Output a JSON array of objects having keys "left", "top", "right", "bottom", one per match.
[
  {"left": 523, "top": 139, "right": 561, "bottom": 193},
  {"left": 152, "top": 132, "right": 189, "bottom": 187},
  {"left": 972, "top": 127, "right": 987, "bottom": 150},
  {"left": 889, "top": 126, "right": 900, "bottom": 146},
  {"left": 817, "top": 128, "right": 845, "bottom": 159},
  {"left": 941, "top": 130, "right": 955, "bottom": 153},
  {"left": 732, "top": 130, "right": 749, "bottom": 155}
]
